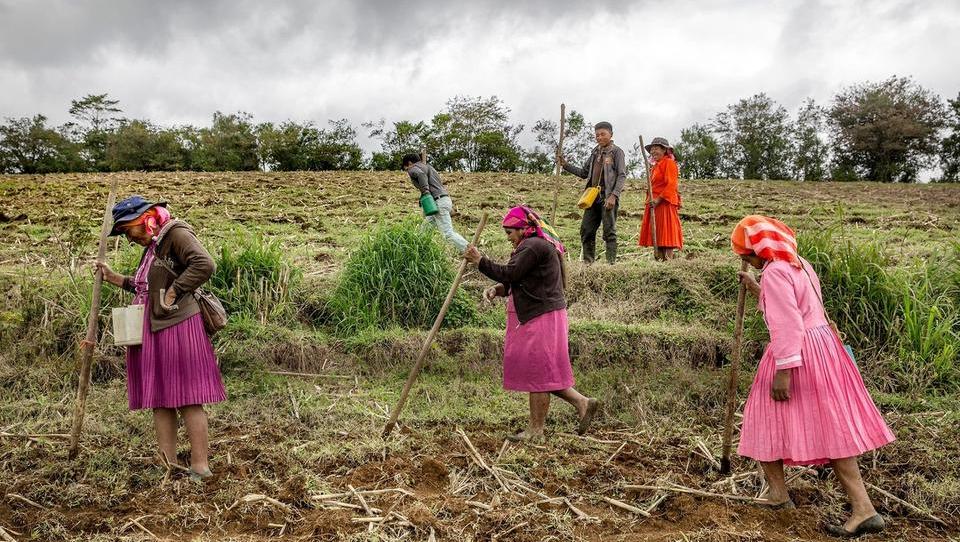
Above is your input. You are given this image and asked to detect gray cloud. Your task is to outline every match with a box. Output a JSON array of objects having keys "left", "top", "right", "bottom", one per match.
[{"left": 1, "top": 0, "right": 958, "bottom": 160}]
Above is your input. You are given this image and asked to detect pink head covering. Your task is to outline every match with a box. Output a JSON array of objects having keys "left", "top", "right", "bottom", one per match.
[
  {"left": 127, "top": 206, "right": 172, "bottom": 238},
  {"left": 501, "top": 206, "right": 565, "bottom": 254}
]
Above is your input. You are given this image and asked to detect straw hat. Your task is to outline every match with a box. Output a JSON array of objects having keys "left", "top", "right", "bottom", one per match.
[{"left": 644, "top": 137, "right": 673, "bottom": 152}]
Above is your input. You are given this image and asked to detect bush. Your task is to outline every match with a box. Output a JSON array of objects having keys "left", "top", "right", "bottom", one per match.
[
  {"left": 207, "top": 233, "right": 301, "bottom": 325},
  {"left": 798, "top": 230, "right": 901, "bottom": 356},
  {"left": 897, "top": 287, "right": 959, "bottom": 392},
  {"left": 894, "top": 247, "right": 960, "bottom": 392},
  {"left": 800, "top": 230, "right": 960, "bottom": 392},
  {"left": 326, "top": 219, "right": 476, "bottom": 334}
]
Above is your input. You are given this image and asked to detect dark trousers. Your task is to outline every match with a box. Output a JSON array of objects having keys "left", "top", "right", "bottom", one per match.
[{"left": 580, "top": 194, "right": 618, "bottom": 263}]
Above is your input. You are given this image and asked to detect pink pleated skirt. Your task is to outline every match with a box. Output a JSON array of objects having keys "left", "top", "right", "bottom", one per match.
[
  {"left": 502, "top": 296, "right": 575, "bottom": 392},
  {"left": 126, "top": 301, "right": 227, "bottom": 410},
  {"left": 738, "top": 325, "right": 895, "bottom": 465}
]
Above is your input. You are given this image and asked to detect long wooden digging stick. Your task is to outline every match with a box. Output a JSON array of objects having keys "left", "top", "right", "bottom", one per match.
[
  {"left": 68, "top": 177, "right": 119, "bottom": 459},
  {"left": 550, "top": 103, "right": 566, "bottom": 225},
  {"left": 383, "top": 212, "right": 489, "bottom": 437},
  {"left": 720, "top": 260, "right": 751, "bottom": 474},
  {"left": 638, "top": 136, "right": 659, "bottom": 252}
]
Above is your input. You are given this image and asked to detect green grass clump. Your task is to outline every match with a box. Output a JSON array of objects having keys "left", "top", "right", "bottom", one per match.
[
  {"left": 799, "top": 230, "right": 900, "bottom": 356},
  {"left": 800, "top": 230, "right": 960, "bottom": 393},
  {"left": 325, "top": 219, "right": 476, "bottom": 334},
  {"left": 207, "top": 233, "right": 302, "bottom": 325}
]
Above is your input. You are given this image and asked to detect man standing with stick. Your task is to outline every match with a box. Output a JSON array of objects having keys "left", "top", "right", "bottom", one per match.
[{"left": 559, "top": 122, "right": 627, "bottom": 264}]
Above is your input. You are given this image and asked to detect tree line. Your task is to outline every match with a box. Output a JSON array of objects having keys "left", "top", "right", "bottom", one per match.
[
  {"left": 675, "top": 77, "right": 959, "bottom": 183},
  {"left": 2, "top": 76, "right": 958, "bottom": 182}
]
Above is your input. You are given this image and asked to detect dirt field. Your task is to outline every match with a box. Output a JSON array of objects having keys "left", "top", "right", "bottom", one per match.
[{"left": 1, "top": 172, "right": 959, "bottom": 541}]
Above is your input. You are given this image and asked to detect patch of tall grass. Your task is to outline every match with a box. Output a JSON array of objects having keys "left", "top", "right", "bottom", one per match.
[
  {"left": 0, "top": 270, "right": 127, "bottom": 364},
  {"left": 207, "top": 233, "right": 302, "bottom": 325},
  {"left": 0, "top": 232, "right": 303, "bottom": 370},
  {"left": 798, "top": 230, "right": 901, "bottom": 356},
  {"left": 897, "top": 287, "right": 959, "bottom": 391},
  {"left": 799, "top": 231, "right": 960, "bottom": 392},
  {"left": 325, "top": 219, "right": 476, "bottom": 334}
]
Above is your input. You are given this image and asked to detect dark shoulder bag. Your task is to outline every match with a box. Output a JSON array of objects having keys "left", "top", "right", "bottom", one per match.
[{"left": 194, "top": 288, "right": 227, "bottom": 335}]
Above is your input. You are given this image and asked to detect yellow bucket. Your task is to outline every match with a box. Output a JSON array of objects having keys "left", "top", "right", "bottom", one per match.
[{"left": 577, "top": 186, "right": 601, "bottom": 209}]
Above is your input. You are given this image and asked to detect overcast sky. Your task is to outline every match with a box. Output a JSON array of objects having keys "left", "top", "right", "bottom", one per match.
[{"left": 1, "top": 0, "right": 958, "bottom": 154}]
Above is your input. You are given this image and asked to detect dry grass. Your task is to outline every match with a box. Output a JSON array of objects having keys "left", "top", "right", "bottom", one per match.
[{"left": 1, "top": 172, "right": 959, "bottom": 540}]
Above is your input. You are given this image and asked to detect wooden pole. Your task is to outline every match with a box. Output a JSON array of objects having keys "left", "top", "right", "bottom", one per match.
[
  {"left": 720, "top": 260, "right": 751, "bottom": 474},
  {"left": 68, "top": 177, "right": 119, "bottom": 459},
  {"left": 638, "top": 136, "right": 659, "bottom": 253},
  {"left": 550, "top": 103, "right": 566, "bottom": 225},
  {"left": 421, "top": 147, "right": 427, "bottom": 164},
  {"left": 383, "top": 212, "right": 489, "bottom": 436}
]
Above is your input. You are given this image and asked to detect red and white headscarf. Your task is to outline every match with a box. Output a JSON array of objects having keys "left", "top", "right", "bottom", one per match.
[{"left": 730, "top": 215, "right": 800, "bottom": 268}]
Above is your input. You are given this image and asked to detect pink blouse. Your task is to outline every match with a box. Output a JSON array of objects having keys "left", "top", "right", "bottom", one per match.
[{"left": 758, "top": 259, "right": 831, "bottom": 369}]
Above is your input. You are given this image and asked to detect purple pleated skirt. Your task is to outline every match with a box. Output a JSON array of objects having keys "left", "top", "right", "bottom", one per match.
[{"left": 126, "top": 300, "right": 227, "bottom": 410}]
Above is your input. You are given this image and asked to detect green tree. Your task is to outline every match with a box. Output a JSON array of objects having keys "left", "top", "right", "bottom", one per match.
[
  {"left": 713, "top": 93, "right": 794, "bottom": 180},
  {"left": 829, "top": 76, "right": 946, "bottom": 182},
  {"left": 530, "top": 109, "right": 594, "bottom": 173},
  {"left": 472, "top": 129, "right": 523, "bottom": 171},
  {"left": 193, "top": 112, "right": 259, "bottom": 171},
  {"left": 435, "top": 95, "right": 524, "bottom": 172},
  {"left": 674, "top": 123, "right": 721, "bottom": 179},
  {"left": 258, "top": 119, "right": 363, "bottom": 171},
  {"left": 519, "top": 149, "right": 553, "bottom": 174},
  {"left": 939, "top": 91, "right": 960, "bottom": 182},
  {"left": 366, "top": 119, "right": 432, "bottom": 170},
  {"left": 69, "top": 93, "right": 123, "bottom": 170},
  {"left": 792, "top": 99, "right": 829, "bottom": 181},
  {"left": 317, "top": 119, "right": 364, "bottom": 170},
  {"left": 368, "top": 96, "right": 525, "bottom": 172},
  {"left": 0, "top": 115, "right": 85, "bottom": 173},
  {"left": 104, "top": 120, "right": 187, "bottom": 171}
]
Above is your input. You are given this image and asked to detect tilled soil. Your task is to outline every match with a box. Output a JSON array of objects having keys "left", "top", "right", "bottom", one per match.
[{"left": 1, "top": 417, "right": 955, "bottom": 541}]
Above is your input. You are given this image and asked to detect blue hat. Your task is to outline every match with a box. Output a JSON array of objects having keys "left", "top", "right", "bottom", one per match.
[{"left": 109, "top": 195, "right": 167, "bottom": 236}]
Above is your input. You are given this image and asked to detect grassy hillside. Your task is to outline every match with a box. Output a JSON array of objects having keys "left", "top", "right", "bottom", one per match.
[{"left": 1, "top": 172, "right": 959, "bottom": 541}]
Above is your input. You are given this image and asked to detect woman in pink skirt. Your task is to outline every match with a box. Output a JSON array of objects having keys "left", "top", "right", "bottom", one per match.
[
  {"left": 731, "top": 215, "right": 895, "bottom": 537},
  {"left": 96, "top": 196, "right": 226, "bottom": 480},
  {"left": 465, "top": 206, "right": 599, "bottom": 442}
]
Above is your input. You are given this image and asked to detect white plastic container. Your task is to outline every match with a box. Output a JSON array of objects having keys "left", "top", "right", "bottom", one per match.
[{"left": 112, "top": 304, "right": 145, "bottom": 346}]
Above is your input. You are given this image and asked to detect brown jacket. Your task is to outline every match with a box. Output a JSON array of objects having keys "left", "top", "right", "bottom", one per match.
[
  {"left": 122, "top": 220, "right": 216, "bottom": 332},
  {"left": 562, "top": 143, "right": 627, "bottom": 198},
  {"left": 478, "top": 237, "right": 566, "bottom": 324}
]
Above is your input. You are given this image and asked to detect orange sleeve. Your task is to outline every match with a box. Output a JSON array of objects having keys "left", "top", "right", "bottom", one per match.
[{"left": 654, "top": 159, "right": 680, "bottom": 205}]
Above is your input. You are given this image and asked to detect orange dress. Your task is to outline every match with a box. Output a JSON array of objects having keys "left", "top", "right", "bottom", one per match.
[{"left": 639, "top": 155, "right": 684, "bottom": 249}]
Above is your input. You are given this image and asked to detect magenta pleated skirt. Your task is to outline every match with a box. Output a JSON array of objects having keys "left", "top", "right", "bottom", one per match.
[
  {"left": 126, "top": 301, "right": 227, "bottom": 410},
  {"left": 502, "top": 296, "right": 575, "bottom": 393},
  {"left": 738, "top": 325, "right": 895, "bottom": 466}
]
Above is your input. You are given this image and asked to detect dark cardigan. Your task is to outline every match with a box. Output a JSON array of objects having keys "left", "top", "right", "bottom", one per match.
[
  {"left": 122, "top": 220, "right": 215, "bottom": 332},
  {"left": 478, "top": 236, "right": 566, "bottom": 324}
]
